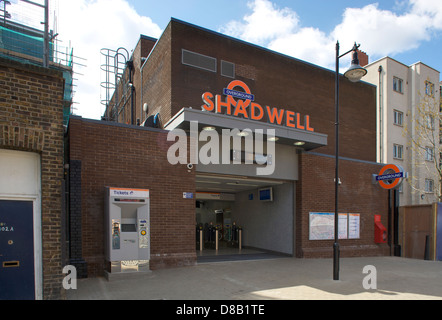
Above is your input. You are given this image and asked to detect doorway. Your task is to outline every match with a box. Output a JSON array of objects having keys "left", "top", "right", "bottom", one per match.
[
  {"left": 0, "top": 200, "right": 35, "bottom": 300},
  {"left": 195, "top": 174, "right": 294, "bottom": 262}
]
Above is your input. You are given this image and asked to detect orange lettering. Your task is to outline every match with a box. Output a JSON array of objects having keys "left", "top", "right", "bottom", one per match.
[
  {"left": 286, "top": 111, "right": 295, "bottom": 128},
  {"left": 216, "top": 95, "right": 232, "bottom": 115},
  {"left": 266, "top": 106, "right": 285, "bottom": 125},
  {"left": 296, "top": 113, "right": 305, "bottom": 130},
  {"left": 305, "top": 115, "right": 314, "bottom": 132},
  {"left": 251, "top": 102, "right": 264, "bottom": 121},
  {"left": 201, "top": 92, "right": 214, "bottom": 111},
  {"left": 233, "top": 100, "right": 249, "bottom": 118}
]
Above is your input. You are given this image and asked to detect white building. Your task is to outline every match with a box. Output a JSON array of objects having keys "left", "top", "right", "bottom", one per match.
[{"left": 364, "top": 57, "right": 440, "bottom": 206}]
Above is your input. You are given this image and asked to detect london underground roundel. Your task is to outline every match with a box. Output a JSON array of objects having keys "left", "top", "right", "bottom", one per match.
[{"left": 376, "top": 164, "right": 406, "bottom": 190}]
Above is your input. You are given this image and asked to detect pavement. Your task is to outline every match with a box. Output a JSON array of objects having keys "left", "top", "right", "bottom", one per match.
[{"left": 66, "top": 255, "right": 442, "bottom": 300}]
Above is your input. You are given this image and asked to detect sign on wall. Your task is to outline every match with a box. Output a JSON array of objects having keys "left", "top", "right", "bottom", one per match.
[
  {"left": 201, "top": 80, "right": 314, "bottom": 131},
  {"left": 309, "top": 212, "right": 360, "bottom": 240},
  {"left": 374, "top": 164, "right": 407, "bottom": 190}
]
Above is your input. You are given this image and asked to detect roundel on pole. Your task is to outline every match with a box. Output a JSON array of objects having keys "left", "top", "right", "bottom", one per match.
[{"left": 375, "top": 164, "right": 406, "bottom": 190}]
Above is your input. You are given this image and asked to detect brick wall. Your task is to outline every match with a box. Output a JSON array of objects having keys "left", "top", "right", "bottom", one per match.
[
  {"left": 0, "top": 57, "right": 66, "bottom": 299},
  {"left": 68, "top": 116, "right": 196, "bottom": 277},
  {"left": 169, "top": 19, "right": 377, "bottom": 162},
  {"left": 296, "top": 152, "right": 390, "bottom": 258},
  {"left": 141, "top": 26, "right": 172, "bottom": 127}
]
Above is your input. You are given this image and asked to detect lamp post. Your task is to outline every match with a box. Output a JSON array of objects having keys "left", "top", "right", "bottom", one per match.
[{"left": 334, "top": 41, "right": 367, "bottom": 281}]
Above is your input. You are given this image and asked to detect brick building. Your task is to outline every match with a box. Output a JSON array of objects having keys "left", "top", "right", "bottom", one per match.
[
  {"left": 0, "top": 56, "right": 68, "bottom": 299},
  {"left": 68, "top": 18, "right": 391, "bottom": 279}
]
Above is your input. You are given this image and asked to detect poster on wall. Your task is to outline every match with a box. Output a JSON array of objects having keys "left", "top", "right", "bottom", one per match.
[
  {"left": 348, "top": 213, "right": 361, "bottom": 239},
  {"left": 309, "top": 212, "right": 334, "bottom": 240},
  {"left": 309, "top": 212, "right": 358, "bottom": 240},
  {"left": 339, "top": 213, "right": 348, "bottom": 240}
]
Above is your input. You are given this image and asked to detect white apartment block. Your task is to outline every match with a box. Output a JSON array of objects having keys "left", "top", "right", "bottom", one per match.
[{"left": 364, "top": 57, "right": 440, "bottom": 206}]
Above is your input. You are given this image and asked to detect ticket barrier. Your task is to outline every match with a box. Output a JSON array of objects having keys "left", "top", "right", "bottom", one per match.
[
  {"left": 199, "top": 222, "right": 242, "bottom": 252},
  {"left": 232, "top": 223, "right": 242, "bottom": 250},
  {"left": 104, "top": 187, "right": 150, "bottom": 280}
]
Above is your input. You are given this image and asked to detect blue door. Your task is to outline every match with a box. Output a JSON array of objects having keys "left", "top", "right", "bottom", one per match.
[{"left": 0, "top": 200, "right": 35, "bottom": 300}]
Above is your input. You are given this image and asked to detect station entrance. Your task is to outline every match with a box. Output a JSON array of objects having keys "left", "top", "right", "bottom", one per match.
[{"left": 194, "top": 173, "right": 294, "bottom": 263}]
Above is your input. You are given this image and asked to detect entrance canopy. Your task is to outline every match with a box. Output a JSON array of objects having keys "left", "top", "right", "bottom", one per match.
[{"left": 164, "top": 108, "right": 328, "bottom": 151}]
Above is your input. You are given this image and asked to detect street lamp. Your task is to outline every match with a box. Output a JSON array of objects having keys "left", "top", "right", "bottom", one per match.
[{"left": 333, "top": 41, "right": 367, "bottom": 281}]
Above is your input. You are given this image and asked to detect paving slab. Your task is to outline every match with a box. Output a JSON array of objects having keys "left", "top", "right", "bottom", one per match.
[{"left": 66, "top": 256, "right": 442, "bottom": 300}]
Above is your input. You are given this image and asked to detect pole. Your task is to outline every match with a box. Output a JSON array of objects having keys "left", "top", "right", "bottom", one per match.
[
  {"left": 393, "top": 189, "right": 401, "bottom": 256},
  {"left": 43, "top": 0, "right": 49, "bottom": 68},
  {"left": 333, "top": 41, "right": 340, "bottom": 281}
]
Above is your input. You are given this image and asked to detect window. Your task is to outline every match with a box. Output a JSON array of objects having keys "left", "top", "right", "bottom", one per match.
[
  {"left": 393, "top": 77, "right": 403, "bottom": 93},
  {"left": 393, "top": 144, "right": 403, "bottom": 159},
  {"left": 426, "top": 114, "right": 435, "bottom": 130},
  {"left": 425, "top": 81, "right": 434, "bottom": 96},
  {"left": 425, "top": 147, "right": 434, "bottom": 161},
  {"left": 425, "top": 179, "right": 434, "bottom": 193},
  {"left": 182, "top": 49, "right": 216, "bottom": 72},
  {"left": 221, "top": 60, "right": 235, "bottom": 78},
  {"left": 393, "top": 110, "right": 403, "bottom": 126}
]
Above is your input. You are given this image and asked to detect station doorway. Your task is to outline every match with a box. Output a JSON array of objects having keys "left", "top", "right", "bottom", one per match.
[{"left": 195, "top": 173, "right": 294, "bottom": 263}]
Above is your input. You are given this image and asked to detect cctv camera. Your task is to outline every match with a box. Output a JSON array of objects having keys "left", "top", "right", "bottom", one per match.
[{"left": 187, "top": 163, "right": 193, "bottom": 170}]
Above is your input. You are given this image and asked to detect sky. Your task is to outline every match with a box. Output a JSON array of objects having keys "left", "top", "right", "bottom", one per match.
[{"left": 23, "top": 0, "right": 442, "bottom": 119}]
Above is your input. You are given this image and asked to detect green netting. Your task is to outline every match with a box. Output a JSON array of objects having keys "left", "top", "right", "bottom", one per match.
[{"left": 0, "top": 26, "right": 53, "bottom": 61}]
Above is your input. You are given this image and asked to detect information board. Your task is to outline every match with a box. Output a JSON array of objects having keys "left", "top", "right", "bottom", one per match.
[
  {"left": 309, "top": 212, "right": 360, "bottom": 240},
  {"left": 348, "top": 213, "right": 361, "bottom": 239},
  {"left": 309, "top": 212, "right": 334, "bottom": 240}
]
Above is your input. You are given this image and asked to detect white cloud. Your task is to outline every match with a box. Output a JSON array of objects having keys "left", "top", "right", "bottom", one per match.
[
  {"left": 56, "top": 0, "right": 162, "bottom": 119},
  {"left": 410, "top": 0, "right": 442, "bottom": 29},
  {"left": 221, "top": 0, "right": 442, "bottom": 71},
  {"left": 268, "top": 27, "right": 333, "bottom": 68},
  {"left": 332, "top": 4, "right": 431, "bottom": 58},
  {"left": 221, "top": 0, "right": 299, "bottom": 46}
]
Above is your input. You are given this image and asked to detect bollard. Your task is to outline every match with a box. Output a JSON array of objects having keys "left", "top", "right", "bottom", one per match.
[
  {"left": 200, "top": 229, "right": 203, "bottom": 252},
  {"left": 239, "top": 229, "right": 242, "bottom": 251},
  {"left": 424, "top": 235, "right": 430, "bottom": 260},
  {"left": 215, "top": 229, "right": 219, "bottom": 251}
]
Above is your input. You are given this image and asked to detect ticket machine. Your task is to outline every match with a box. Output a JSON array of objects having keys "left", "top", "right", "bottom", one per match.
[{"left": 104, "top": 187, "right": 150, "bottom": 278}]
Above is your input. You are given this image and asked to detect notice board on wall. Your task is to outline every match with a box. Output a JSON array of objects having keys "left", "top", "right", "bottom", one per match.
[{"left": 309, "top": 212, "right": 360, "bottom": 240}]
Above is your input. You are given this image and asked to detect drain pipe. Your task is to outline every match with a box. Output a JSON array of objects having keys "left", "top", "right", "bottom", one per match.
[{"left": 378, "top": 65, "right": 383, "bottom": 163}]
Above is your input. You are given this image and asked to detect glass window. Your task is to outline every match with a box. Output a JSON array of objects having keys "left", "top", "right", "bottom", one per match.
[
  {"left": 393, "top": 110, "right": 403, "bottom": 126},
  {"left": 393, "top": 77, "right": 403, "bottom": 93},
  {"left": 425, "top": 179, "right": 434, "bottom": 193},
  {"left": 425, "top": 81, "right": 434, "bottom": 96},
  {"left": 393, "top": 144, "right": 403, "bottom": 159},
  {"left": 425, "top": 147, "right": 434, "bottom": 161}
]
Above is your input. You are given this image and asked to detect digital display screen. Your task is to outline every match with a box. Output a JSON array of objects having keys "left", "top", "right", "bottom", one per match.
[{"left": 259, "top": 187, "right": 273, "bottom": 201}]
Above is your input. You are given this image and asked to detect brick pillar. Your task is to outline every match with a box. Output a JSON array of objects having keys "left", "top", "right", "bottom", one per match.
[{"left": 68, "top": 159, "right": 88, "bottom": 278}]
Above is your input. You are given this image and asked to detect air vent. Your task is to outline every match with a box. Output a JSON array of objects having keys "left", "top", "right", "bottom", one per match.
[
  {"left": 221, "top": 60, "right": 235, "bottom": 78},
  {"left": 182, "top": 49, "right": 216, "bottom": 72}
]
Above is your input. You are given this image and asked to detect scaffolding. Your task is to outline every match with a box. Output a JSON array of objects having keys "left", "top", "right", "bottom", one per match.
[{"left": 0, "top": 0, "right": 85, "bottom": 128}]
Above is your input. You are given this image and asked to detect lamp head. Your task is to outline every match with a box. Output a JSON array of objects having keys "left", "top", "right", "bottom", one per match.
[{"left": 344, "top": 50, "right": 367, "bottom": 82}]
